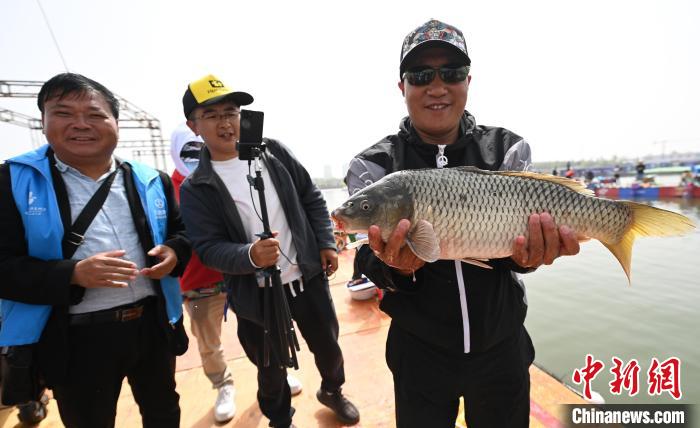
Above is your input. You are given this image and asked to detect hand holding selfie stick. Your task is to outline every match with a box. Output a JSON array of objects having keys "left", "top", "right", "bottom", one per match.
[{"left": 238, "top": 110, "right": 300, "bottom": 369}]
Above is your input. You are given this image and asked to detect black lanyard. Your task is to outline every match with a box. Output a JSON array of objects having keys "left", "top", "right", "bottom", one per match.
[{"left": 60, "top": 166, "right": 120, "bottom": 259}]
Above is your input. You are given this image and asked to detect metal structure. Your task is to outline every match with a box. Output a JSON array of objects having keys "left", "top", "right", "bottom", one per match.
[{"left": 0, "top": 80, "right": 168, "bottom": 169}]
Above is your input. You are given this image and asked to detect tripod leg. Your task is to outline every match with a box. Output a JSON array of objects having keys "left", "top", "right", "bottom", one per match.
[
  {"left": 278, "top": 283, "right": 301, "bottom": 369},
  {"left": 263, "top": 276, "right": 271, "bottom": 367},
  {"left": 274, "top": 282, "right": 291, "bottom": 366}
]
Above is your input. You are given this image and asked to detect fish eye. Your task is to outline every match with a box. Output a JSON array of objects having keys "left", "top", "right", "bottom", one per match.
[{"left": 361, "top": 200, "right": 370, "bottom": 211}]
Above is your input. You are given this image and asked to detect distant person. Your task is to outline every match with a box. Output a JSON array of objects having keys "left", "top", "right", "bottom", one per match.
[
  {"left": 178, "top": 74, "right": 360, "bottom": 427},
  {"left": 0, "top": 73, "right": 191, "bottom": 427},
  {"left": 565, "top": 167, "right": 575, "bottom": 178},
  {"left": 345, "top": 19, "right": 580, "bottom": 428},
  {"left": 680, "top": 170, "right": 693, "bottom": 186},
  {"left": 551, "top": 167, "right": 558, "bottom": 176},
  {"left": 585, "top": 170, "right": 595, "bottom": 183},
  {"left": 613, "top": 164, "right": 621, "bottom": 183},
  {"left": 636, "top": 160, "right": 646, "bottom": 181},
  {"left": 169, "top": 124, "right": 302, "bottom": 423}
]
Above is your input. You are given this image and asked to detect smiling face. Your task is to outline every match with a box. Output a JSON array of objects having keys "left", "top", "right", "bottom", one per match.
[
  {"left": 399, "top": 45, "right": 471, "bottom": 145},
  {"left": 186, "top": 101, "right": 241, "bottom": 161},
  {"left": 42, "top": 90, "right": 119, "bottom": 166}
]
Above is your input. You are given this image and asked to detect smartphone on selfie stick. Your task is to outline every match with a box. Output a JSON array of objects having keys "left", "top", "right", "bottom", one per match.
[
  {"left": 237, "top": 109, "right": 265, "bottom": 161},
  {"left": 237, "top": 109, "right": 300, "bottom": 369}
]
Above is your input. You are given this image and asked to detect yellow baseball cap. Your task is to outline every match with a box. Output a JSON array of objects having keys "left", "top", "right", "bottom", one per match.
[{"left": 182, "top": 74, "right": 253, "bottom": 117}]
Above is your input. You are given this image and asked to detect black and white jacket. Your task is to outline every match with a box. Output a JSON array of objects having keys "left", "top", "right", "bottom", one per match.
[{"left": 346, "top": 111, "right": 534, "bottom": 354}]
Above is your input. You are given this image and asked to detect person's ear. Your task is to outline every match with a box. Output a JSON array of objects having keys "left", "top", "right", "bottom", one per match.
[
  {"left": 398, "top": 80, "right": 405, "bottom": 97},
  {"left": 186, "top": 119, "right": 199, "bottom": 136}
]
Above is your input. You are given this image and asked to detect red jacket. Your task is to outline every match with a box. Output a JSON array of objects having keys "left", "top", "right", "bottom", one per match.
[{"left": 172, "top": 170, "right": 223, "bottom": 291}]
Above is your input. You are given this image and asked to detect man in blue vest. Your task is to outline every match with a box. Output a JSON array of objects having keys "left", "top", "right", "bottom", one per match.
[{"left": 0, "top": 73, "right": 191, "bottom": 428}]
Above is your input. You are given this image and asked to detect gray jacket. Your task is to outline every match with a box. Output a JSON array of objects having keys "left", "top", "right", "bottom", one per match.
[{"left": 180, "top": 139, "right": 335, "bottom": 325}]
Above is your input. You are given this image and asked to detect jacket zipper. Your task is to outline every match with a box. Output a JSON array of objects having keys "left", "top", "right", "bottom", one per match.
[
  {"left": 436, "top": 144, "right": 470, "bottom": 352},
  {"left": 436, "top": 145, "right": 448, "bottom": 168}
]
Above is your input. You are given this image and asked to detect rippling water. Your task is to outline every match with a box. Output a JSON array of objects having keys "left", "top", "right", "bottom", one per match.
[
  {"left": 525, "top": 198, "right": 700, "bottom": 405},
  {"left": 322, "top": 188, "right": 700, "bottom": 405}
]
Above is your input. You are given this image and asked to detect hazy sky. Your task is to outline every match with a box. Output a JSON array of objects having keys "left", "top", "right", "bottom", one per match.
[{"left": 1, "top": 0, "right": 699, "bottom": 177}]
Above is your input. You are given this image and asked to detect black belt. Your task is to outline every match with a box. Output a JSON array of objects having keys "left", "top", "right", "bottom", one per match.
[{"left": 69, "top": 298, "right": 154, "bottom": 326}]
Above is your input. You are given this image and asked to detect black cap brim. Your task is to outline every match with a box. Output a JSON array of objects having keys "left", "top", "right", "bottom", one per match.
[{"left": 200, "top": 91, "right": 254, "bottom": 109}]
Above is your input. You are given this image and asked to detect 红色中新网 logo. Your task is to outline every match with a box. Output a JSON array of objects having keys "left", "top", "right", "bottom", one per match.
[{"left": 572, "top": 354, "right": 683, "bottom": 400}]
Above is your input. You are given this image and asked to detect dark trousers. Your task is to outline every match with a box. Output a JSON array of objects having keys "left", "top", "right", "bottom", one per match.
[
  {"left": 386, "top": 322, "right": 534, "bottom": 428},
  {"left": 237, "top": 274, "right": 345, "bottom": 427},
  {"left": 352, "top": 249, "right": 362, "bottom": 280},
  {"left": 52, "top": 299, "right": 179, "bottom": 428}
]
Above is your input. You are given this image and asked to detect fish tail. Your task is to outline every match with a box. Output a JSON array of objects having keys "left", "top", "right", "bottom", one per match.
[{"left": 602, "top": 202, "right": 696, "bottom": 284}]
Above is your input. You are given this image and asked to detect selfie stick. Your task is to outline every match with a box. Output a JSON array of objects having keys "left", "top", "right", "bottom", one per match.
[{"left": 245, "top": 147, "right": 300, "bottom": 370}]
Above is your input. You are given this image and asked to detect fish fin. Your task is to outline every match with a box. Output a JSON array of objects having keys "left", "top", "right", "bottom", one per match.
[
  {"left": 623, "top": 201, "right": 696, "bottom": 237},
  {"left": 497, "top": 170, "right": 595, "bottom": 196},
  {"left": 451, "top": 166, "right": 594, "bottom": 196},
  {"left": 601, "top": 234, "right": 635, "bottom": 286},
  {"left": 603, "top": 201, "right": 696, "bottom": 285},
  {"left": 406, "top": 220, "right": 441, "bottom": 262},
  {"left": 346, "top": 238, "right": 369, "bottom": 249},
  {"left": 461, "top": 258, "right": 493, "bottom": 269}
]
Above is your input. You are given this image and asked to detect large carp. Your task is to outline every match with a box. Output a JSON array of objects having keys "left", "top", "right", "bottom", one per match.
[{"left": 331, "top": 166, "right": 695, "bottom": 282}]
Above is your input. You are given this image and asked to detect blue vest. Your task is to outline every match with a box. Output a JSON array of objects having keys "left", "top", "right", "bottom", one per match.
[{"left": 0, "top": 145, "right": 183, "bottom": 346}]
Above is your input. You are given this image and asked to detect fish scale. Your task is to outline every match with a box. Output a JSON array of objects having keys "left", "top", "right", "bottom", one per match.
[
  {"left": 332, "top": 166, "right": 695, "bottom": 283},
  {"left": 398, "top": 168, "right": 625, "bottom": 259}
]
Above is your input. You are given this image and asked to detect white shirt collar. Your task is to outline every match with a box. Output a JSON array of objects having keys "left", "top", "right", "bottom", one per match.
[{"left": 53, "top": 154, "right": 117, "bottom": 181}]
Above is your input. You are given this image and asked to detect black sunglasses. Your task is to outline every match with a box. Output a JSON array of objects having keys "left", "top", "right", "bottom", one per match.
[{"left": 402, "top": 65, "right": 470, "bottom": 86}]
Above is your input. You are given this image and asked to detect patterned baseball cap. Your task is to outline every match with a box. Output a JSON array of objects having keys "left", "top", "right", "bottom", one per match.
[
  {"left": 182, "top": 74, "right": 253, "bottom": 118},
  {"left": 400, "top": 19, "right": 470, "bottom": 77}
]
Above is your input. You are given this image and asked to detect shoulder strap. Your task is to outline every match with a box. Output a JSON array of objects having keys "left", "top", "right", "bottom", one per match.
[
  {"left": 61, "top": 165, "right": 120, "bottom": 259},
  {"left": 47, "top": 149, "right": 72, "bottom": 232}
]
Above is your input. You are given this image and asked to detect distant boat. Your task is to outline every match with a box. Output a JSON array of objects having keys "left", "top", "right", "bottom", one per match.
[
  {"left": 643, "top": 165, "right": 692, "bottom": 175},
  {"left": 595, "top": 182, "right": 700, "bottom": 198}
]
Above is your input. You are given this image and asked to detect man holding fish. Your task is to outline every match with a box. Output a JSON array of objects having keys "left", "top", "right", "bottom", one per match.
[
  {"left": 338, "top": 19, "right": 582, "bottom": 428},
  {"left": 336, "top": 19, "right": 694, "bottom": 428}
]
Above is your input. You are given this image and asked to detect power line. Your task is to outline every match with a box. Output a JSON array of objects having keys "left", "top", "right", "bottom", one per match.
[{"left": 35, "top": 0, "right": 70, "bottom": 71}]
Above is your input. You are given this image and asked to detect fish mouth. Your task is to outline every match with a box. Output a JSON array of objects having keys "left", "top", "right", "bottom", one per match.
[{"left": 330, "top": 212, "right": 345, "bottom": 231}]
